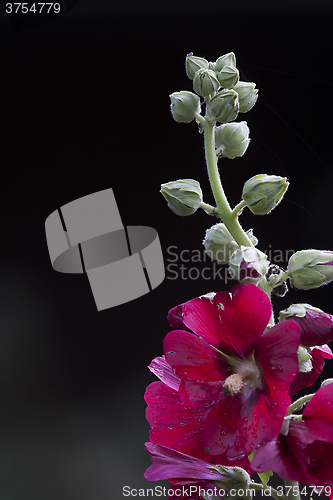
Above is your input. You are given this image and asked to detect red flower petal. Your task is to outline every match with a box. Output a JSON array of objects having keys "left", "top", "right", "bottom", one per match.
[
  {"left": 144, "top": 442, "right": 227, "bottom": 482},
  {"left": 294, "top": 308, "right": 333, "bottom": 346},
  {"left": 181, "top": 284, "right": 272, "bottom": 357},
  {"left": 144, "top": 381, "right": 252, "bottom": 471},
  {"left": 251, "top": 429, "right": 308, "bottom": 482},
  {"left": 168, "top": 303, "right": 186, "bottom": 329},
  {"left": 290, "top": 348, "right": 326, "bottom": 396},
  {"left": 204, "top": 393, "right": 251, "bottom": 459},
  {"left": 145, "top": 381, "right": 212, "bottom": 461},
  {"left": 178, "top": 379, "right": 222, "bottom": 410},
  {"left": 303, "top": 383, "right": 333, "bottom": 424},
  {"left": 316, "top": 344, "right": 333, "bottom": 359},
  {"left": 149, "top": 356, "right": 181, "bottom": 392},
  {"left": 164, "top": 330, "right": 230, "bottom": 383},
  {"left": 255, "top": 320, "right": 300, "bottom": 392}
]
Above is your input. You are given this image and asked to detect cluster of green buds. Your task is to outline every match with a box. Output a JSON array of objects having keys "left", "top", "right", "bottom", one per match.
[
  {"left": 164, "top": 51, "right": 333, "bottom": 299},
  {"left": 169, "top": 52, "right": 258, "bottom": 159}
]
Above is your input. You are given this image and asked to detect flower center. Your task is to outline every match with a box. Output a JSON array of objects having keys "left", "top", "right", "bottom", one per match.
[
  {"left": 223, "top": 373, "right": 243, "bottom": 395},
  {"left": 223, "top": 359, "right": 263, "bottom": 397}
]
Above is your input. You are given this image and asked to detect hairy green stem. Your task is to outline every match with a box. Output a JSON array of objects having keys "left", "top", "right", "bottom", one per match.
[
  {"left": 199, "top": 115, "right": 253, "bottom": 248},
  {"left": 231, "top": 200, "right": 247, "bottom": 217},
  {"left": 250, "top": 482, "right": 286, "bottom": 500},
  {"left": 284, "top": 480, "right": 300, "bottom": 500},
  {"left": 287, "top": 393, "right": 315, "bottom": 415},
  {"left": 199, "top": 201, "right": 218, "bottom": 215}
]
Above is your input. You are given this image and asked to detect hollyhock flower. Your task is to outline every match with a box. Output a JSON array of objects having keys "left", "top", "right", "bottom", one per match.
[
  {"left": 289, "top": 345, "right": 333, "bottom": 396},
  {"left": 279, "top": 304, "right": 333, "bottom": 395},
  {"left": 251, "top": 383, "right": 333, "bottom": 495},
  {"left": 145, "top": 356, "right": 252, "bottom": 471},
  {"left": 151, "top": 284, "right": 300, "bottom": 460},
  {"left": 279, "top": 304, "right": 333, "bottom": 347},
  {"left": 144, "top": 442, "right": 250, "bottom": 500}
]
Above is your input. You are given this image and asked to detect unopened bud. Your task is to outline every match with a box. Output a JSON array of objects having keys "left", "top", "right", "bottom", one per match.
[
  {"left": 210, "top": 464, "right": 251, "bottom": 498},
  {"left": 242, "top": 174, "right": 289, "bottom": 215},
  {"left": 207, "top": 89, "right": 239, "bottom": 123},
  {"left": 215, "top": 121, "right": 250, "bottom": 159},
  {"left": 218, "top": 65, "right": 239, "bottom": 89},
  {"left": 229, "top": 246, "right": 269, "bottom": 283},
  {"left": 160, "top": 179, "right": 203, "bottom": 216},
  {"left": 203, "top": 224, "right": 257, "bottom": 264},
  {"left": 185, "top": 53, "right": 209, "bottom": 80},
  {"left": 193, "top": 68, "right": 220, "bottom": 98},
  {"left": 203, "top": 224, "right": 236, "bottom": 264},
  {"left": 169, "top": 91, "right": 201, "bottom": 123},
  {"left": 215, "top": 52, "right": 237, "bottom": 72},
  {"left": 208, "top": 61, "right": 217, "bottom": 72},
  {"left": 279, "top": 303, "right": 333, "bottom": 346},
  {"left": 287, "top": 250, "right": 333, "bottom": 290},
  {"left": 233, "top": 81, "right": 258, "bottom": 113}
]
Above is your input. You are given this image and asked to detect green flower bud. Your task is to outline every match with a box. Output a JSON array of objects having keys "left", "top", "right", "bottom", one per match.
[
  {"left": 242, "top": 174, "right": 289, "bottom": 215},
  {"left": 160, "top": 179, "right": 203, "bottom": 216},
  {"left": 215, "top": 52, "right": 237, "bottom": 72},
  {"left": 207, "top": 89, "right": 239, "bottom": 123},
  {"left": 233, "top": 81, "right": 258, "bottom": 113},
  {"left": 169, "top": 91, "right": 201, "bottom": 123},
  {"left": 185, "top": 53, "right": 209, "bottom": 80},
  {"left": 208, "top": 61, "right": 217, "bottom": 72},
  {"left": 203, "top": 224, "right": 257, "bottom": 264},
  {"left": 215, "top": 121, "right": 250, "bottom": 159},
  {"left": 193, "top": 68, "right": 220, "bottom": 98},
  {"left": 218, "top": 65, "right": 239, "bottom": 89},
  {"left": 210, "top": 464, "right": 251, "bottom": 497},
  {"left": 203, "top": 224, "right": 237, "bottom": 264},
  {"left": 287, "top": 250, "right": 333, "bottom": 290}
]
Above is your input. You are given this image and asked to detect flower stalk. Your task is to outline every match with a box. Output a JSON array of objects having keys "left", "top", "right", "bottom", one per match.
[
  {"left": 284, "top": 480, "right": 300, "bottom": 500},
  {"left": 200, "top": 115, "right": 254, "bottom": 248}
]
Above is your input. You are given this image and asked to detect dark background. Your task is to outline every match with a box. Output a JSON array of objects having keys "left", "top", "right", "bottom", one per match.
[{"left": 1, "top": 1, "right": 333, "bottom": 498}]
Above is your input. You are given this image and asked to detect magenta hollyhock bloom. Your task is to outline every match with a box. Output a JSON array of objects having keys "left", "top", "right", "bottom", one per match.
[
  {"left": 279, "top": 303, "right": 333, "bottom": 347},
  {"left": 148, "top": 284, "right": 300, "bottom": 460},
  {"left": 290, "top": 344, "right": 333, "bottom": 396},
  {"left": 251, "top": 383, "right": 333, "bottom": 496},
  {"left": 145, "top": 356, "right": 252, "bottom": 471},
  {"left": 279, "top": 304, "right": 333, "bottom": 396}
]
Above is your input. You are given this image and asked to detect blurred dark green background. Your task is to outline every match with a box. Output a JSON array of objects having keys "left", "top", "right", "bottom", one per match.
[{"left": 1, "top": 1, "right": 333, "bottom": 498}]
